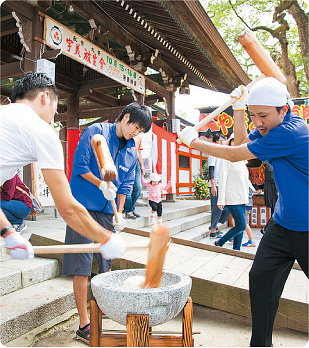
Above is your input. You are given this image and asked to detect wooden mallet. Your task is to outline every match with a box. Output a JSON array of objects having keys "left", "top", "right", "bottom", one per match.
[
  {"left": 177, "top": 29, "right": 287, "bottom": 143},
  {"left": 91, "top": 134, "right": 119, "bottom": 222}
]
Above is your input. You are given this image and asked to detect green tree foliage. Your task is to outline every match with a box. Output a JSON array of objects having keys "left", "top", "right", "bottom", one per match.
[
  {"left": 193, "top": 177, "right": 210, "bottom": 200},
  {"left": 201, "top": 0, "right": 308, "bottom": 97},
  {"left": 201, "top": 161, "right": 210, "bottom": 181}
]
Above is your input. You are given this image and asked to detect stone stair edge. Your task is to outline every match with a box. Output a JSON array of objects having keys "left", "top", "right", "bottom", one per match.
[
  {"left": 0, "top": 257, "right": 61, "bottom": 296},
  {"left": 0, "top": 276, "right": 90, "bottom": 344}
]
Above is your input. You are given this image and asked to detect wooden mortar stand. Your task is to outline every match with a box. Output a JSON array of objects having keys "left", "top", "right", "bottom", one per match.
[{"left": 90, "top": 297, "right": 194, "bottom": 347}]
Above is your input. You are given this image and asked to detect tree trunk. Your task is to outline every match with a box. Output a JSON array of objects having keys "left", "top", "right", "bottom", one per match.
[
  {"left": 278, "top": 34, "right": 300, "bottom": 97},
  {"left": 287, "top": 0, "right": 309, "bottom": 85}
]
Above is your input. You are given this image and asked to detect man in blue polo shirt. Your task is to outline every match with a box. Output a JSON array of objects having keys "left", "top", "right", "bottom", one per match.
[
  {"left": 62, "top": 103, "right": 152, "bottom": 344},
  {"left": 178, "top": 77, "right": 308, "bottom": 347}
]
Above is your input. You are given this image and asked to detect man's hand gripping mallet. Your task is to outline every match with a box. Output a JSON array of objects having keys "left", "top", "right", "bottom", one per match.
[{"left": 91, "top": 134, "right": 125, "bottom": 231}]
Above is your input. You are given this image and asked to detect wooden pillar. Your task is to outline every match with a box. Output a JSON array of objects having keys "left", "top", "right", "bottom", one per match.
[
  {"left": 59, "top": 121, "right": 67, "bottom": 173},
  {"left": 90, "top": 300, "right": 101, "bottom": 347},
  {"left": 182, "top": 297, "right": 193, "bottom": 347},
  {"left": 67, "top": 93, "right": 79, "bottom": 128},
  {"left": 165, "top": 90, "right": 177, "bottom": 201},
  {"left": 136, "top": 93, "right": 144, "bottom": 105},
  {"left": 65, "top": 93, "right": 79, "bottom": 180},
  {"left": 127, "top": 314, "right": 149, "bottom": 347},
  {"left": 19, "top": 8, "right": 42, "bottom": 194}
]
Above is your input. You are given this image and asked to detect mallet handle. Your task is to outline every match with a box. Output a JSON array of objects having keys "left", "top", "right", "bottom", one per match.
[
  {"left": 32, "top": 243, "right": 147, "bottom": 254},
  {"left": 91, "top": 135, "right": 119, "bottom": 223},
  {"left": 33, "top": 243, "right": 102, "bottom": 254},
  {"left": 176, "top": 75, "right": 265, "bottom": 144}
]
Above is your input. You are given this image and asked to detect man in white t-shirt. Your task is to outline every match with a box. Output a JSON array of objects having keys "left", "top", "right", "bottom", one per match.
[
  {"left": 208, "top": 133, "right": 230, "bottom": 238},
  {"left": 0, "top": 72, "right": 125, "bottom": 261}
]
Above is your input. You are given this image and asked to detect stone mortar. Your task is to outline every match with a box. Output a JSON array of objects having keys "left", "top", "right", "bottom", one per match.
[{"left": 91, "top": 269, "right": 192, "bottom": 326}]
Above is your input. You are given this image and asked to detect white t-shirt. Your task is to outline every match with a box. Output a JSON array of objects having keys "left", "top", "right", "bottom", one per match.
[
  {"left": 0, "top": 103, "right": 64, "bottom": 185},
  {"left": 208, "top": 155, "right": 222, "bottom": 187},
  {"left": 217, "top": 159, "right": 249, "bottom": 206}
]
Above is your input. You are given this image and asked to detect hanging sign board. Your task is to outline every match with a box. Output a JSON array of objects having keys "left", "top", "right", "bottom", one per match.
[{"left": 44, "top": 15, "right": 145, "bottom": 94}]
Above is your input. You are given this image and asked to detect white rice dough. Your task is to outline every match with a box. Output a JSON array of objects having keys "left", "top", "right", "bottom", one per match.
[{"left": 122, "top": 275, "right": 146, "bottom": 289}]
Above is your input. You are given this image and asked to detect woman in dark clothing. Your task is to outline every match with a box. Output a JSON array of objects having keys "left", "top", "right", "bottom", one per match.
[
  {"left": 264, "top": 162, "right": 278, "bottom": 216},
  {"left": 0, "top": 174, "right": 32, "bottom": 233}
]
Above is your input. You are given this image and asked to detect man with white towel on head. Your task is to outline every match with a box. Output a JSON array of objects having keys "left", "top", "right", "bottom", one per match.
[{"left": 178, "top": 77, "right": 308, "bottom": 347}]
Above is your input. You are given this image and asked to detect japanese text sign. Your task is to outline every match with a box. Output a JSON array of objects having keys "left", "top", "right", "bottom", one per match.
[{"left": 44, "top": 16, "right": 145, "bottom": 94}]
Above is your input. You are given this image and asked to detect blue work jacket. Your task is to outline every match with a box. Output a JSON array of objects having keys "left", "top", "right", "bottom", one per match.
[{"left": 70, "top": 123, "right": 137, "bottom": 213}]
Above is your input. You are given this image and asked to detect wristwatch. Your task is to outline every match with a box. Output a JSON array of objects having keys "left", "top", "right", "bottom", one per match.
[{"left": 1, "top": 225, "right": 14, "bottom": 237}]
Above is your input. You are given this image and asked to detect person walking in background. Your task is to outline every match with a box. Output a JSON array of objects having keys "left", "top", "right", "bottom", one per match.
[
  {"left": 0, "top": 174, "right": 32, "bottom": 233},
  {"left": 208, "top": 133, "right": 230, "bottom": 238},
  {"left": 141, "top": 173, "right": 171, "bottom": 224},
  {"left": 123, "top": 134, "right": 145, "bottom": 220},
  {"left": 264, "top": 161, "right": 278, "bottom": 217},
  {"left": 242, "top": 179, "right": 256, "bottom": 247},
  {"left": 215, "top": 134, "right": 249, "bottom": 250},
  {"left": 260, "top": 161, "right": 278, "bottom": 234}
]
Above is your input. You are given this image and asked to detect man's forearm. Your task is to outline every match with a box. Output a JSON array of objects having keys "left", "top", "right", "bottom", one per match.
[
  {"left": 0, "top": 209, "right": 15, "bottom": 237},
  {"left": 210, "top": 178, "right": 216, "bottom": 189},
  {"left": 190, "top": 139, "right": 255, "bottom": 162},
  {"left": 233, "top": 110, "right": 251, "bottom": 145},
  {"left": 42, "top": 169, "right": 111, "bottom": 244},
  {"left": 116, "top": 193, "right": 126, "bottom": 212},
  {"left": 81, "top": 172, "right": 101, "bottom": 187}
]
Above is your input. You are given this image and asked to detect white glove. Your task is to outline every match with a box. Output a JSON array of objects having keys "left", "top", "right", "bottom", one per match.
[
  {"left": 178, "top": 126, "right": 198, "bottom": 147},
  {"left": 4, "top": 232, "right": 34, "bottom": 259},
  {"left": 113, "top": 213, "right": 126, "bottom": 231},
  {"left": 99, "top": 232, "right": 126, "bottom": 260},
  {"left": 98, "top": 181, "right": 117, "bottom": 200},
  {"left": 230, "top": 85, "right": 247, "bottom": 110}
]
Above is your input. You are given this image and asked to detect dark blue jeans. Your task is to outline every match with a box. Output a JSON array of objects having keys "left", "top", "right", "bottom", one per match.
[
  {"left": 209, "top": 186, "right": 230, "bottom": 229},
  {"left": 123, "top": 162, "right": 142, "bottom": 213},
  {"left": 0, "top": 200, "right": 31, "bottom": 224},
  {"left": 216, "top": 204, "right": 246, "bottom": 250}
]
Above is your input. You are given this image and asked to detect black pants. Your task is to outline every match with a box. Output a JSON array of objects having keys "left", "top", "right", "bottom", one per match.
[
  {"left": 149, "top": 200, "right": 162, "bottom": 217},
  {"left": 249, "top": 218, "right": 308, "bottom": 346}
]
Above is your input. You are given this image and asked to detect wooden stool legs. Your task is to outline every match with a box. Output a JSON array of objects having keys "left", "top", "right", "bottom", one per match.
[
  {"left": 90, "top": 300, "right": 101, "bottom": 347},
  {"left": 127, "top": 314, "right": 149, "bottom": 347},
  {"left": 182, "top": 297, "right": 193, "bottom": 347},
  {"left": 90, "top": 297, "right": 193, "bottom": 347}
]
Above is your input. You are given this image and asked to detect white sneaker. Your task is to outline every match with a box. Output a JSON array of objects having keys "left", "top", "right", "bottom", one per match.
[{"left": 151, "top": 216, "right": 156, "bottom": 223}]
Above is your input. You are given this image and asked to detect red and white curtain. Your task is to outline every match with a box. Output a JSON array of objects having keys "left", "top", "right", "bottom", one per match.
[{"left": 151, "top": 123, "right": 177, "bottom": 194}]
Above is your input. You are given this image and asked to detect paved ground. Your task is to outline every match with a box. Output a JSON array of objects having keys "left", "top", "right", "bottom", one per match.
[
  {"left": 8, "top": 303, "right": 308, "bottom": 347},
  {"left": 9, "top": 200, "right": 308, "bottom": 347}
]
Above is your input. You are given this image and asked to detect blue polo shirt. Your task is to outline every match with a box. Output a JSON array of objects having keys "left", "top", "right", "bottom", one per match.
[
  {"left": 247, "top": 112, "right": 309, "bottom": 231},
  {"left": 70, "top": 123, "right": 137, "bottom": 214}
]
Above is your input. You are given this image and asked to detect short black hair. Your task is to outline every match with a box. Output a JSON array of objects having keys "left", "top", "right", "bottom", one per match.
[
  {"left": 12, "top": 72, "right": 59, "bottom": 103},
  {"left": 276, "top": 105, "right": 291, "bottom": 113},
  {"left": 117, "top": 103, "right": 152, "bottom": 133},
  {"left": 212, "top": 133, "right": 226, "bottom": 143}
]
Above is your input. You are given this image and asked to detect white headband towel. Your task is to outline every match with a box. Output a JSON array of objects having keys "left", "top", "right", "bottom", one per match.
[{"left": 247, "top": 77, "right": 294, "bottom": 109}]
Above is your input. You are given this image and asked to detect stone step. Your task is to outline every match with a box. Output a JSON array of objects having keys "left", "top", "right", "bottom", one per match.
[
  {"left": 138, "top": 211, "right": 212, "bottom": 236},
  {"left": 124, "top": 201, "right": 211, "bottom": 230},
  {"left": 0, "top": 256, "right": 61, "bottom": 296},
  {"left": 1, "top": 200, "right": 212, "bottom": 344},
  {"left": 173, "top": 221, "right": 229, "bottom": 242},
  {"left": 0, "top": 276, "right": 92, "bottom": 344}
]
